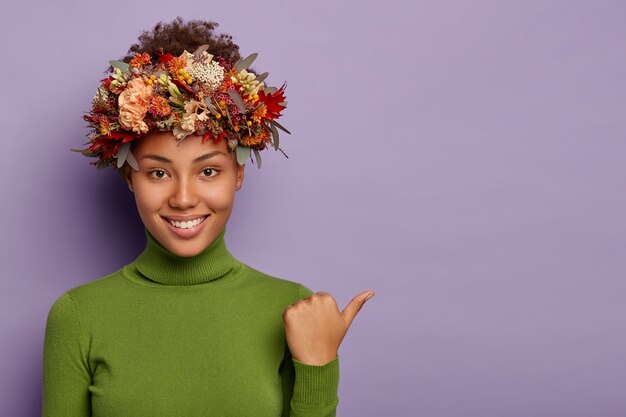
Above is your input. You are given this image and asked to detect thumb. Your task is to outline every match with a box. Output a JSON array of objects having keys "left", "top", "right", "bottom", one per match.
[{"left": 340, "top": 290, "right": 375, "bottom": 327}]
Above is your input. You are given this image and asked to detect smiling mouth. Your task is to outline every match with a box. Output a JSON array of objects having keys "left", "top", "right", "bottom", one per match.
[{"left": 162, "top": 216, "right": 208, "bottom": 229}]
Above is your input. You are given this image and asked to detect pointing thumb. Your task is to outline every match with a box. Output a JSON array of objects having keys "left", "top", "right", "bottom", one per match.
[{"left": 341, "top": 290, "right": 375, "bottom": 326}]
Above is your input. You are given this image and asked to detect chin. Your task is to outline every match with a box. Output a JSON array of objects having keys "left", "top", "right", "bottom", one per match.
[
  {"left": 152, "top": 220, "right": 224, "bottom": 258},
  {"left": 153, "top": 233, "right": 210, "bottom": 257},
  {"left": 169, "top": 243, "right": 207, "bottom": 257}
]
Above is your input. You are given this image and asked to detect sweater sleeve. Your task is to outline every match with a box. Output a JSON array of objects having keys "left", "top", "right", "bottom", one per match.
[
  {"left": 280, "top": 284, "right": 340, "bottom": 417},
  {"left": 42, "top": 292, "right": 92, "bottom": 417}
]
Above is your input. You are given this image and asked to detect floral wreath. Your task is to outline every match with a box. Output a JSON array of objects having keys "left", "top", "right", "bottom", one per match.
[{"left": 73, "top": 44, "right": 291, "bottom": 170}]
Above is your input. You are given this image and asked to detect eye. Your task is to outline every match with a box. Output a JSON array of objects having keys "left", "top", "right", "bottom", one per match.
[
  {"left": 200, "top": 168, "right": 219, "bottom": 177},
  {"left": 148, "top": 169, "right": 169, "bottom": 179}
]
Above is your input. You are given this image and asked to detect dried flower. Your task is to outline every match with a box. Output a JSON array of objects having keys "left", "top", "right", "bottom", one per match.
[
  {"left": 78, "top": 47, "right": 290, "bottom": 170},
  {"left": 183, "top": 51, "right": 225, "bottom": 91},
  {"left": 251, "top": 104, "right": 267, "bottom": 123},
  {"left": 240, "top": 129, "right": 270, "bottom": 147},
  {"left": 130, "top": 52, "right": 152, "bottom": 68},
  {"left": 231, "top": 69, "right": 264, "bottom": 96},
  {"left": 118, "top": 78, "right": 153, "bottom": 134},
  {"left": 148, "top": 96, "right": 172, "bottom": 117}
]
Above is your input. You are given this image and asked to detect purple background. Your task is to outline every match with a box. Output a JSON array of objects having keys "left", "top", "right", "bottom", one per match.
[{"left": 1, "top": 1, "right": 625, "bottom": 416}]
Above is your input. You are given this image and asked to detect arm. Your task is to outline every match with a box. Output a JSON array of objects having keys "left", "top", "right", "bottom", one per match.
[
  {"left": 42, "top": 292, "right": 92, "bottom": 417},
  {"left": 280, "top": 285, "right": 340, "bottom": 417}
]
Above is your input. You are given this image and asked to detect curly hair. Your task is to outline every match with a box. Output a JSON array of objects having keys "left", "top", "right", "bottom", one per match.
[{"left": 106, "top": 17, "right": 244, "bottom": 73}]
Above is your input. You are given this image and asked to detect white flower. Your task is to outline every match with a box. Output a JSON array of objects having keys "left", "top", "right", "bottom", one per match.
[
  {"left": 173, "top": 124, "right": 193, "bottom": 141},
  {"left": 181, "top": 50, "right": 225, "bottom": 91},
  {"left": 175, "top": 99, "right": 210, "bottom": 138}
]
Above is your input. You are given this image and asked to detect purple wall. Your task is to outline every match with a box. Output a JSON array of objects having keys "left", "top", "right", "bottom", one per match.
[{"left": 2, "top": 1, "right": 625, "bottom": 416}]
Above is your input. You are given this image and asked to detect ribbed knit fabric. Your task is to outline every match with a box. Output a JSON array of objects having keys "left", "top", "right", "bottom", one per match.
[{"left": 42, "top": 226, "right": 340, "bottom": 417}]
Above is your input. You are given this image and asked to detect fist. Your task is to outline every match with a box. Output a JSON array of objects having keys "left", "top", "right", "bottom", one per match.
[{"left": 282, "top": 290, "right": 375, "bottom": 365}]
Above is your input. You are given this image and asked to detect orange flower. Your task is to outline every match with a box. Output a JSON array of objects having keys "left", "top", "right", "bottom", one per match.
[
  {"left": 251, "top": 104, "right": 267, "bottom": 123},
  {"left": 130, "top": 52, "right": 152, "bottom": 68},
  {"left": 240, "top": 129, "right": 270, "bottom": 147},
  {"left": 118, "top": 78, "right": 153, "bottom": 134},
  {"left": 167, "top": 56, "right": 188, "bottom": 82},
  {"left": 148, "top": 96, "right": 172, "bottom": 117},
  {"left": 98, "top": 117, "right": 112, "bottom": 136}
]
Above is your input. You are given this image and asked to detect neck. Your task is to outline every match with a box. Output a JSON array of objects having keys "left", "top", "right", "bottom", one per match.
[{"left": 132, "top": 226, "right": 238, "bottom": 286}]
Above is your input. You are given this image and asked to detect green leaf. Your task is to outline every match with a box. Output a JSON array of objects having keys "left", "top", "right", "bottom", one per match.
[
  {"left": 224, "top": 104, "right": 233, "bottom": 126},
  {"left": 204, "top": 97, "right": 218, "bottom": 114},
  {"left": 116, "top": 142, "right": 130, "bottom": 168},
  {"left": 227, "top": 89, "right": 248, "bottom": 113},
  {"left": 255, "top": 72, "right": 269, "bottom": 83},
  {"left": 269, "top": 119, "right": 291, "bottom": 135},
  {"left": 264, "top": 86, "right": 278, "bottom": 94},
  {"left": 109, "top": 60, "right": 129, "bottom": 73},
  {"left": 126, "top": 149, "right": 139, "bottom": 171},
  {"left": 277, "top": 147, "right": 289, "bottom": 159},
  {"left": 70, "top": 148, "right": 96, "bottom": 157},
  {"left": 252, "top": 148, "right": 262, "bottom": 169},
  {"left": 236, "top": 146, "right": 251, "bottom": 165},
  {"left": 269, "top": 123, "right": 280, "bottom": 151},
  {"left": 234, "top": 53, "right": 258, "bottom": 72},
  {"left": 193, "top": 44, "right": 209, "bottom": 57}
]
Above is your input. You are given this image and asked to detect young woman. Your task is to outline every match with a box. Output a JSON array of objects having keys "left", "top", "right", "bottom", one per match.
[{"left": 42, "top": 17, "right": 375, "bottom": 417}]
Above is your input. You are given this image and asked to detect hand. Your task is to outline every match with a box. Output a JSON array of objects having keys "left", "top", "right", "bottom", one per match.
[{"left": 282, "top": 290, "right": 375, "bottom": 365}]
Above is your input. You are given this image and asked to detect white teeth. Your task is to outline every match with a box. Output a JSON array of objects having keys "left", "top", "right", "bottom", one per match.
[{"left": 168, "top": 216, "right": 207, "bottom": 229}]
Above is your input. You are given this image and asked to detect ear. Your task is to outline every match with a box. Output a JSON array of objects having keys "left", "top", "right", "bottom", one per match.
[
  {"left": 235, "top": 162, "right": 245, "bottom": 191},
  {"left": 124, "top": 164, "right": 134, "bottom": 193}
]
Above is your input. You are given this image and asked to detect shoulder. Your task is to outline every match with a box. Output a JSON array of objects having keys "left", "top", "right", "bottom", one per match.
[
  {"left": 46, "top": 267, "right": 127, "bottom": 316},
  {"left": 238, "top": 262, "right": 315, "bottom": 301}
]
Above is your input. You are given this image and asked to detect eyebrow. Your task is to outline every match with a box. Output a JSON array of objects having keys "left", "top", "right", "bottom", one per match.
[{"left": 140, "top": 151, "right": 227, "bottom": 164}]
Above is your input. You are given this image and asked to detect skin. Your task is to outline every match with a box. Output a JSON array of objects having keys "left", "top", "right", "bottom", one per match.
[
  {"left": 124, "top": 130, "right": 375, "bottom": 365},
  {"left": 124, "top": 130, "right": 244, "bottom": 258}
]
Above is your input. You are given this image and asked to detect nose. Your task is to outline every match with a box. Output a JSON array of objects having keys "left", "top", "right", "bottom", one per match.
[{"left": 169, "top": 177, "right": 199, "bottom": 210}]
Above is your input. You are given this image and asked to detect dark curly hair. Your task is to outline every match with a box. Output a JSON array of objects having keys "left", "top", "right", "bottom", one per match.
[{"left": 106, "top": 17, "right": 244, "bottom": 73}]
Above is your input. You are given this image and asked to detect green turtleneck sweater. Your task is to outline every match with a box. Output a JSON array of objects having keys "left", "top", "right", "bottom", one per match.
[{"left": 42, "top": 227, "right": 340, "bottom": 417}]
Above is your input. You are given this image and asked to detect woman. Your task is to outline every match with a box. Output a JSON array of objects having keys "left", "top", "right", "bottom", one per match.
[{"left": 42, "top": 17, "right": 375, "bottom": 417}]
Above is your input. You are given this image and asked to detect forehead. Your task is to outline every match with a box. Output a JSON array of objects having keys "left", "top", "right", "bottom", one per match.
[{"left": 133, "top": 131, "right": 233, "bottom": 162}]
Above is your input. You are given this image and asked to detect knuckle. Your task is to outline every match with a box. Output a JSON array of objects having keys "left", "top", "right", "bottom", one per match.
[{"left": 321, "top": 294, "right": 336, "bottom": 303}]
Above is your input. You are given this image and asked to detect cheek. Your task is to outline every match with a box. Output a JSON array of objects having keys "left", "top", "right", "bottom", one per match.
[
  {"left": 202, "top": 184, "right": 236, "bottom": 211},
  {"left": 133, "top": 182, "right": 163, "bottom": 213}
]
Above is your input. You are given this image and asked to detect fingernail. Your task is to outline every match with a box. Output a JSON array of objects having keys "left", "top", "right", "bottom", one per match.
[{"left": 365, "top": 292, "right": 375, "bottom": 301}]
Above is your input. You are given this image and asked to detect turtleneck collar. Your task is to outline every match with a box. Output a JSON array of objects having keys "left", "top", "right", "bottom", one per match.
[{"left": 131, "top": 226, "right": 239, "bottom": 286}]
